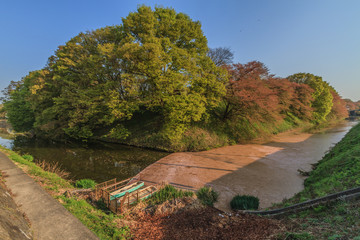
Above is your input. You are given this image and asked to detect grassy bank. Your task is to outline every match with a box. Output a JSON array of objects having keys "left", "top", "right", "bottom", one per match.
[
  {"left": 0, "top": 146, "right": 131, "bottom": 240},
  {"left": 101, "top": 113, "right": 320, "bottom": 152},
  {"left": 277, "top": 122, "right": 360, "bottom": 239}
]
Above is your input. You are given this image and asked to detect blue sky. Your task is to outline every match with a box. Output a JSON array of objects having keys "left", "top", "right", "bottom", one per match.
[{"left": 0, "top": 0, "right": 359, "bottom": 100}]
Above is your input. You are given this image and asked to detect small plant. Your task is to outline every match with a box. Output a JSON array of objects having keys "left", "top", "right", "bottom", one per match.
[
  {"left": 22, "top": 154, "right": 34, "bottom": 162},
  {"left": 75, "top": 179, "right": 97, "bottom": 189},
  {"left": 36, "top": 160, "right": 70, "bottom": 179},
  {"left": 230, "top": 195, "right": 259, "bottom": 210},
  {"left": 281, "top": 232, "right": 315, "bottom": 240},
  {"left": 196, "top": 186, "right": 218, "bottom": 207},
  {"left": 147, "top": 184, "right": 194, "bottom": 205}
]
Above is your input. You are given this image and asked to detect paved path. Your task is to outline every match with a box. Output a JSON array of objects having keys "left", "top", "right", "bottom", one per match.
[{"left": 0, "top": 151, "right": 99, "bottom": 240}]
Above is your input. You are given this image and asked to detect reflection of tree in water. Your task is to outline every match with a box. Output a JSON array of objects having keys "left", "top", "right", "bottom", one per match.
[{"left": 11, "top": 136, "right": 168, "bottom": 182}]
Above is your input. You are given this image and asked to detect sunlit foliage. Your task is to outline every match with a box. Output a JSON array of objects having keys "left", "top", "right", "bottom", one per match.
[{"left": 2, "top": 6, "right": 349, "bottom": 150}]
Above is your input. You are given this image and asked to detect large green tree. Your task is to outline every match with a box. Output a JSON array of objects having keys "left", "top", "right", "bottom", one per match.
[
  {"left": 3, "top": 79, "right": 35, "bottom": 132},
  {"left": 5, "top": 6, "right": 226, "bottom": 140},
  {"left": 288, "top": 73, "right": 333, "bottom": 123}
]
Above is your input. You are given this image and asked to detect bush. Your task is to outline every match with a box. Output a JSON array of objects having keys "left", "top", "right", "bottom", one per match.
[
  {"left": 147, "top": 185, "right": 194, "bottom": 205},
  {"left": 75, "top": 179, "right": 96, "bottom": 189},
  {"left": 22, "top": 154, "right": 34, "bottom": 162},
  {"left": 230, "top": 195, "right": 259, "bottom": 210},
  {"left": 196, "top": 187, "right": 218, "bottom": 206}
]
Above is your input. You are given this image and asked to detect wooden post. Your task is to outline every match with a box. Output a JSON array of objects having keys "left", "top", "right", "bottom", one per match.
[
  {"left": 108, "top": 192, "right": 110, "bottom": 207},
  {"left": 120, "top": 192, "right": 128, "bottom": 213},
  {"left": 115, "top": 199, "right": 118, "bottom": 214}
]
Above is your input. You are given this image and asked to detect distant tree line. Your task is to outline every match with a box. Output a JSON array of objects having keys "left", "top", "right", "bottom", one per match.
[{"left": 1, "top": 6, "right": 352, "bottom": 149}]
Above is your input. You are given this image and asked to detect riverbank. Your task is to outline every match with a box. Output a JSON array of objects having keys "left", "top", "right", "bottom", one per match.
[
  {"left": 274, "top": 121, "right": 360, "bottom": 239},
  {"left": 0, "top": 145, "right": 286, "bottom": 240},
  {"left": 0, "top": 170, "right": 33, "bottom": 240},
  {"left": 134, "top": 121, "right": 357, "bottom": 211},
  {"left": 0, "top": 146, "right": 131, "bottom": 239},
  {"left": 0, "top": 121, "right": 358, "bottom": 239}
]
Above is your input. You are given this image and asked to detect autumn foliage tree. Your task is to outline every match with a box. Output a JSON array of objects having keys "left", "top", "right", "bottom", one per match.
[
  {"left": 218, "top": 61, "right": 314, "bottom": 124},
  {"left": 327, "top": 88, "right": 348, "bottom": 120},
  {"left": 219, "top": 61, "right": 279, "bottom": 122}
]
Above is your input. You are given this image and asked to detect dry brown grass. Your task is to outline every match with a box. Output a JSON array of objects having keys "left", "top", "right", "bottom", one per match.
[{"left": 36, "top": 160, "right": 70, "bottom": 180}]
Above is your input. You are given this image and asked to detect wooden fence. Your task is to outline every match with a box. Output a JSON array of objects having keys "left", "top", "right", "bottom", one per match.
[
  {"left": 108, "top": 185, "right": 157, "bottom": 214},
  {"left": 94, "top": 178, "right": 131, "bottom": 206}
]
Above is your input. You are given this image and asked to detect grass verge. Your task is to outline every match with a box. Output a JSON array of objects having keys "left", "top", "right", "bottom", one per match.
[
  {"left": 276, "top": 122, "right": 360, "bottom": 239},
  {"left": 0, "top": 146, "right": 131, "bottom": 240}
]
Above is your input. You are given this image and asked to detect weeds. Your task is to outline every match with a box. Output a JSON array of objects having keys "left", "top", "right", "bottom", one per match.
[
  {"left": 22, "top": 154, "right": 34, "bottom": 162},
  {"left": 75, "top": 179, "right": 97, "bottom": 189},
  {"left": 36, "top": 160, "right": 70, "bottom": 179},
  {"left": 2, "top": 149, "right": 72, "bottom": 189},
  {"left": 147, "top": 185, "right": 194, "bottom": 205},
  {"left": 230, "top": 195, "right": 259, "bottom": 210},
  {"left": 196, "top": 187, "right": 218, "bottom": 207},
  {"left": 0, "top": 146, "right": 132, "bottom": 239}
]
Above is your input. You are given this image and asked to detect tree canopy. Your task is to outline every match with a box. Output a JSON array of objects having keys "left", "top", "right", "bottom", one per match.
[
  {"left": 287, "top": 73, "right": 334, "bottom": 123},
  {"left": 2, "top": 6, "right": 349, "bottom": 150},
  {"left": 4, "top": 6, "right": 226, "bottom": 140}
]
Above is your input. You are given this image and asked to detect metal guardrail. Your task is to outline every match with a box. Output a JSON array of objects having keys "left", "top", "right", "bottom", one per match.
[{"left": 244, "top": 186, "right": 360, "bottom": 216}]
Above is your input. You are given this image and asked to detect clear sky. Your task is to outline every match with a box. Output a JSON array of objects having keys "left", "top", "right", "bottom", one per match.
[{"left": 1, "top": 0, "right": 359, "bottom": 100}]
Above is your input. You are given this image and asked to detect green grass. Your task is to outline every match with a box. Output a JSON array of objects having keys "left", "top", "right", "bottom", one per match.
[
  {"left": 97, "top": 110, "right": 319, "bottom": 152},
  {"left": 278, "top": 122, "right": 360, "bottom": 239},
  {"left": 285, "top": 122, "right": 360, "bottom": 204},
  {"left": 75, "top": 179, "right": 97, "bottom": 189},
  {"left": 0, "top": 146, "right": 131, "bottom": 239},
  {"left": 21, "top": 154, "right": 34, "bottom": 162},
  {"left": 58, "top": 196, "right": 131, "bottom": 240},
  {"left": 230, "top": 195, "right": 259, "bottom": 210},
  {"left": 196, "top": 186, "right": 219, "bottom": 207},
  {"left": 0, "top": 146, "right": 72, "bottom": 190},
  {"left": 147, "top": 184, "right": 194, "bottom": 205}
]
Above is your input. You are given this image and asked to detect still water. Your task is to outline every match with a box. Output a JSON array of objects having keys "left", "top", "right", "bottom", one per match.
[
  {"left": 0, "top": 137, "right": 168, "bottom": 183},
  {"left": 0, "top": 121, "right": 357, "bottom": 188}
]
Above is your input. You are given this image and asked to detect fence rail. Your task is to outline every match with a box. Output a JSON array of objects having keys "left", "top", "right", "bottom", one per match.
[{"left": 93, "top": 176, "right": 157, "bottom": 214}]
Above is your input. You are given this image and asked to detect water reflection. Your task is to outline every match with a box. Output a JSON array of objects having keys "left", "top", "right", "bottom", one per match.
[{"left": 8, "top": 137, "right": 168, "bottom": 183}]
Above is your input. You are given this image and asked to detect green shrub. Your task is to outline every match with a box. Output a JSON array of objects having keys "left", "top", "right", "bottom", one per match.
[
  {"left": 230, "top": 195, "right": 259, "bottom": 210},
  {"left": 22, "top": 154, "right": 34, "bottom": 162},
  {"left": 75, "top": 179, "right": 96, "bottom": 189},
  {"left": 281, "top": 232, "right": 315, "bottom": 240},
  {"left": 147, "top": 184, "right": 194, "bottom": 205},
  {"left": 196, "top": 187, "right": 218, "bottom": 206}
]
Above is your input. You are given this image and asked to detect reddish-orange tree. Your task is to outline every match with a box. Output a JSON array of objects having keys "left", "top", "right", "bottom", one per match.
[
  {"left": 328, "top": 89, "right": 348, "bottom": 120},
  {"left": 219, "top": 61, "right": 279, "bottom": 122},
  {"left": 267, "top": 78, "right": 314, "bottom": 121}
]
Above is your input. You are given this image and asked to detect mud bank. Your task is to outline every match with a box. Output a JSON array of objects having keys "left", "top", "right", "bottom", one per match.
[{"left": 135, "top": 121, "right": 357, "bottom": 211}]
